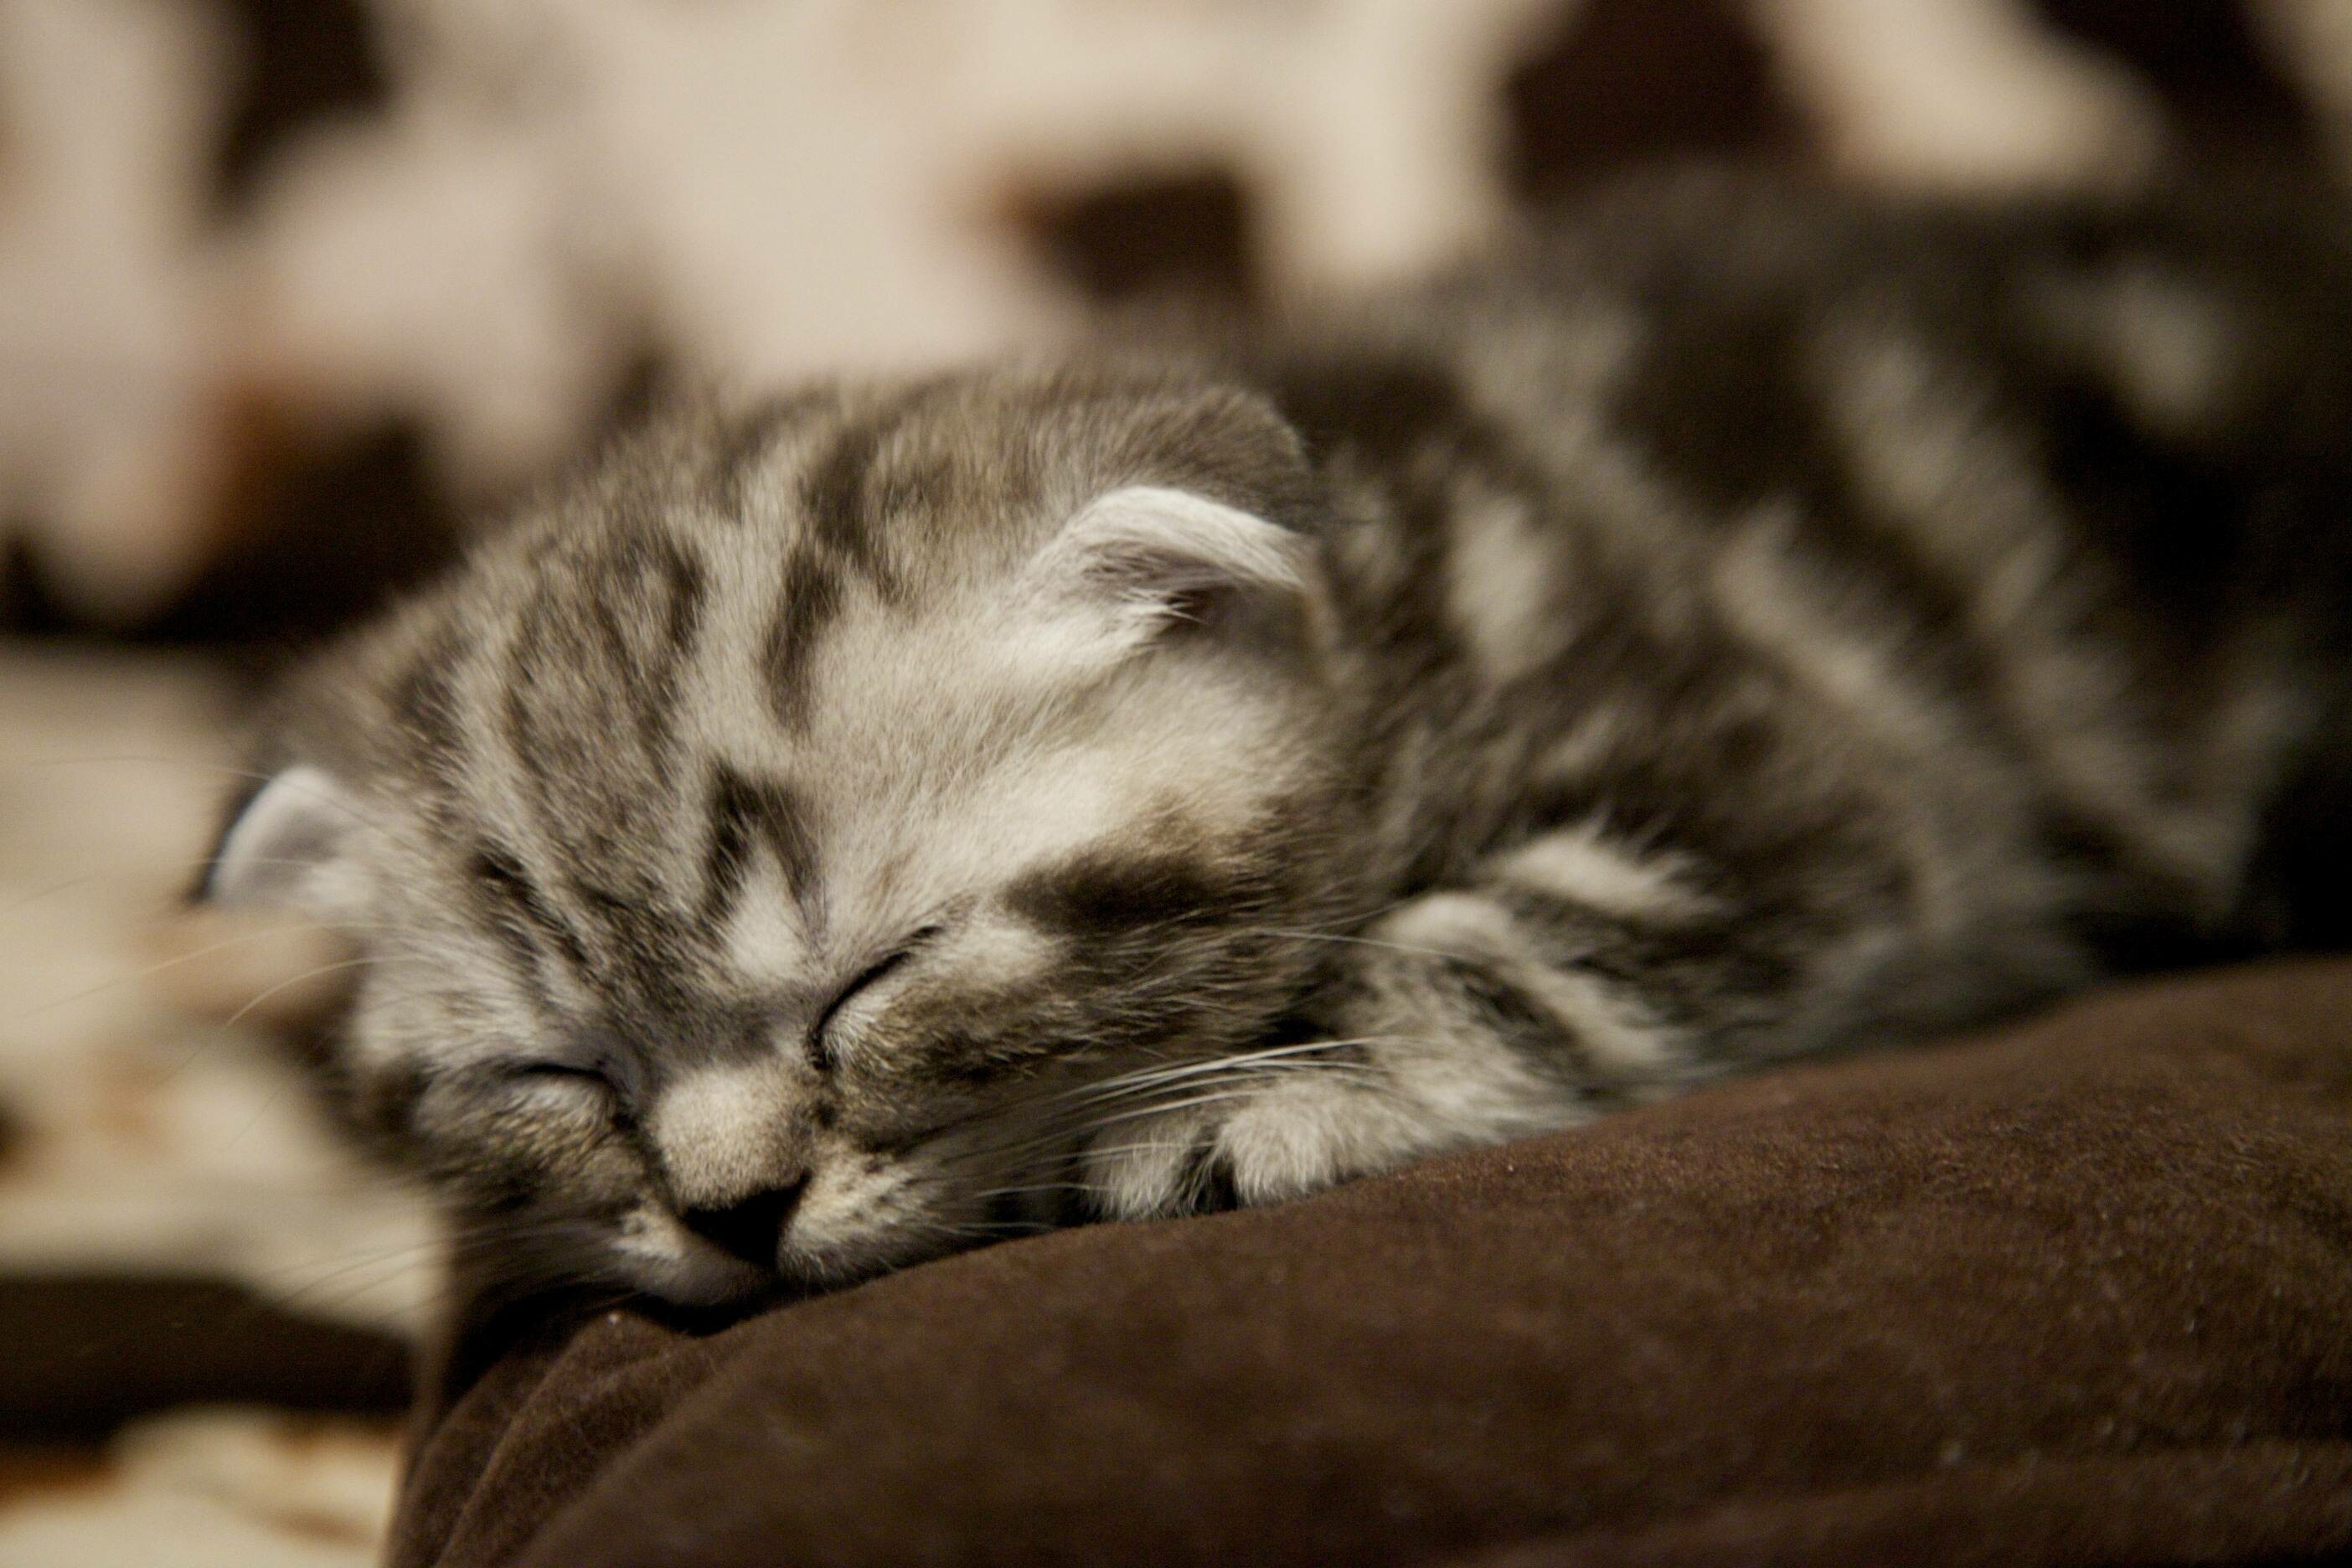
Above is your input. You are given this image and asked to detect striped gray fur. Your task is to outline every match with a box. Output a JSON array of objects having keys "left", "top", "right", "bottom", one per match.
[{"left": 206, "top": 171, "right": 2352, "bottom": 1304}]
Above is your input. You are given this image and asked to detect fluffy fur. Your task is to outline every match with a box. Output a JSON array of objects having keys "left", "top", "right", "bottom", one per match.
[{"left": 209, "top": 173, "right": 2352, "bottom": 1305}]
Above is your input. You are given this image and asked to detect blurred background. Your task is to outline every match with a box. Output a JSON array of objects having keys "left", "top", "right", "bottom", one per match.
[{"left": 2, "top": 0, "right": 2347, "bottom": 1560}]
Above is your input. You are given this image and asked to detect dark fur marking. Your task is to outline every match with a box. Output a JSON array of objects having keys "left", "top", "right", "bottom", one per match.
[
  {"left": 702, "top": 766, "right": 819, "bottom": 921},
  {"left": 498, "top": 583, "right": 569, "bottom": 785},
  {"left": 761, "top": 554, "right": 842, "bottom": 733},
  {"left": 905, "top": 1034, "right": 1034, "bottom": 1087},
  {"left": 632, "top": 533, "right": 707, "bottom": 756},
  {"left": 1008, "top": 848, "right": 1235, "bottom": 936},
  {"left": 1435, "top": 953, "right": 1637, "bottom": 1105},
  {"left": 469, "top": 843, "right": 591, "bottom": 972},
  {"left": 798, "top": 412, "right": 900, "bottom": 588},
  {"left": 708, "top": 389, "right": 834, "bottom": 517}
]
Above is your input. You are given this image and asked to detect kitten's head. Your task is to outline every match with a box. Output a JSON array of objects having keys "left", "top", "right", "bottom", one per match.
[{"left": 204, "top": 369, "right": 1358, "bottom": 1303}]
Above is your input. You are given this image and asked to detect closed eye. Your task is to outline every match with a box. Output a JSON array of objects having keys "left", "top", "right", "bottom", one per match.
[{"left": 809, "top": 926, "right": 942, "bottom": 1068}]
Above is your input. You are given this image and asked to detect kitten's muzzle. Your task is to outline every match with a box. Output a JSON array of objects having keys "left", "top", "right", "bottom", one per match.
[{"left": 680, "top": 1176, "right": 808, "bottom": 1268}]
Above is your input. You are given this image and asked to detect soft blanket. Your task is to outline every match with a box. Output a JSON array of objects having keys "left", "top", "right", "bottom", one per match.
[{"left": 394, "top": 961, "right": 2352, "bottom": 1568}]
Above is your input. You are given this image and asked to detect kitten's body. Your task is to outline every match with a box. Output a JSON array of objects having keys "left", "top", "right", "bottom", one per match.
[{"left": 212, "top": 173, "right": 2352, "bottom": 1304}]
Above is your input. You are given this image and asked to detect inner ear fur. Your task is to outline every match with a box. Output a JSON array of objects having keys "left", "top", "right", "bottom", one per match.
[{"left": 1027, "top": 482, "right": 1314, "bottom": 652}]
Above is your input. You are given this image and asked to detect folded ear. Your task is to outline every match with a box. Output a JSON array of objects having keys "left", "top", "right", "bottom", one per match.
[
  {"left": 1024, "top": 484, "right": 1312, "bottom": 658},
  {"left": 203, "top": 764, "right": 363, "bottom": 914}
]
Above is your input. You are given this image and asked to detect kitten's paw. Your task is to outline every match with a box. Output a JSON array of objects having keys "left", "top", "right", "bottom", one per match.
[
  {"left": 1215, "top": 1060, "right": 1438, "bottom": 1205},
  {"left": 1079, "top": 889, "right": 1614, "bottom": 1220},
  {"left": 1073, "top": 1091, "right": 1258, "bottom": 1220},
  {"left": 1076, "top": 1047, "right": 1436, "bottom": 1219}
]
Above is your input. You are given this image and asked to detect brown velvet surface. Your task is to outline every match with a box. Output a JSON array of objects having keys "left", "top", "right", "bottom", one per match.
[{"left": 392, "top": 962, "right": 2352, "bottom": 1567}]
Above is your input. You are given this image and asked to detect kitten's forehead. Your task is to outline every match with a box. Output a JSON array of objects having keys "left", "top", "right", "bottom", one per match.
[
  {"left": 445, "top": 375, "right": 1177, "bottom": 763},
  {"left": 454, "top": 367, "right": 1293, "bottom": 739},
  {"left": 345, "top": 372, "right": 1311, "bottom": 979}
]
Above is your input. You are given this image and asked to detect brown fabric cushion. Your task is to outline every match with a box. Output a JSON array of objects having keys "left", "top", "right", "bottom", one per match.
[{"left": 391, "top": 962, "right": 2352, "bottom": 1568}]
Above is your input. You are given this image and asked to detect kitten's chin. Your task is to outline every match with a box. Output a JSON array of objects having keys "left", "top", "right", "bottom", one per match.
[
  {"left": 601, "top": 1220, "right": 936, "bottom": 1308},
  {"left": 776, "top": 1227, "right": 952, "bottom": 1291},
  {"left": 595, "top": 1199, "right": 983, "bottom": 1308},
  {"left": 606, "top": 1207, "right": 772, "bottom": 1308}
]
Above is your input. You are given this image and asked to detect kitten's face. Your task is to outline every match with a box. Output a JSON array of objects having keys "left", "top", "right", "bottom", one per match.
[{"left": 209, "top": 374, "right": 1351, "bottom": 1302}]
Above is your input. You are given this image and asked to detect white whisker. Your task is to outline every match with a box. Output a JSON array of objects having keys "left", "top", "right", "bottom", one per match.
[
  {"left": 16, "top": 922, "right": 380, "bottom": 1021},
  {"left": 219, "top": 957, "right": 376, "bottom": 1029}
]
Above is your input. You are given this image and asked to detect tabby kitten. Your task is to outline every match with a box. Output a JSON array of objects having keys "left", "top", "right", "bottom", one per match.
[{"left": 205, "top": 173, "right": 2352, "bottom": 1305}]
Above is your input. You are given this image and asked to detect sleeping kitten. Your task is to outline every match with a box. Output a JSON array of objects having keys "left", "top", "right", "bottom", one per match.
[{"left": 204, "top": 173, "right": 2352, "bottom": 1305}]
